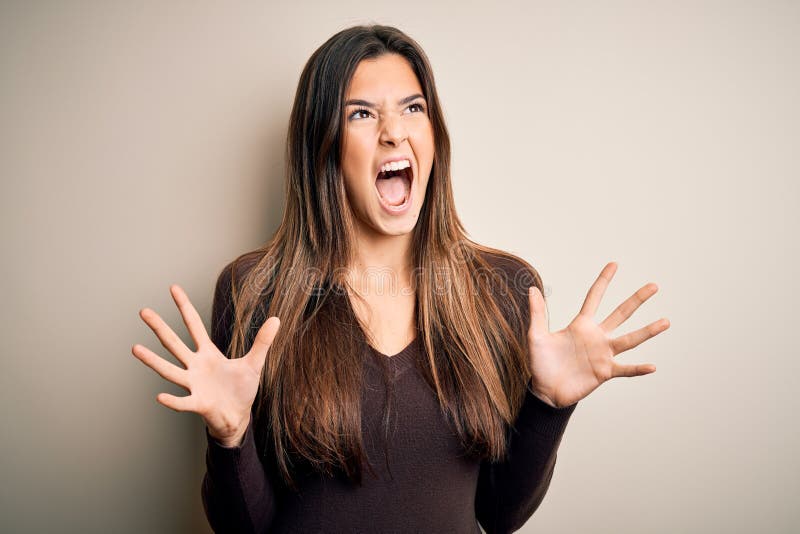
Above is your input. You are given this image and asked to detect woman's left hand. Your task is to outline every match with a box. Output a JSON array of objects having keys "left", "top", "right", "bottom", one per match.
[{"left": 526, "top": 262, "right": 670, "bottom": 408}]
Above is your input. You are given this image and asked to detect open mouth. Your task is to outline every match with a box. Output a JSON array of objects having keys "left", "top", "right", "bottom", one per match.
[{"left": 375, "top": 161, "right": 413, "bottom": 208}]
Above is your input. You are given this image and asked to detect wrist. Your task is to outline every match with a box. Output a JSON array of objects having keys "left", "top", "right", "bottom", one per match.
[
  {"left": 527, "top": 380, "right": 558, "bottom": 408},
  {"left": 210, "top": 426, "right": 247, "bottom": 448},
  {"left": 207, "top": 414, "right": 250, "bottom": 448}
]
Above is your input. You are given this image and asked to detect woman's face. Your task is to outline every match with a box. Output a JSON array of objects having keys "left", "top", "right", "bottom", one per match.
[{"left": 341, "top": 53, "right": 434, "bottom": 238}]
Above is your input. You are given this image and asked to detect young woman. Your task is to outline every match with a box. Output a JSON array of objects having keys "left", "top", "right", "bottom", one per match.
[{"left": 132, "top": 25, "right": 669, "bottom": 533}]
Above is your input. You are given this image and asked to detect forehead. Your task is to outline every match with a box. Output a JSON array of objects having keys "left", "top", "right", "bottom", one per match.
[{"left": 346, "top": 53, "right": 423, "bottom": 100}]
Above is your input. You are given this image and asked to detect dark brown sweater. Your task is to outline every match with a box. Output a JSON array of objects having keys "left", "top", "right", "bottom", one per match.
[{"left": 201, "top": 252, "right": 578, "bottom": 533}]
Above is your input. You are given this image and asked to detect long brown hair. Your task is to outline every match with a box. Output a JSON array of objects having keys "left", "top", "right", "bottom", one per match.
[{"left": 216, "top": 24, "right": 545, "bottom": 490}]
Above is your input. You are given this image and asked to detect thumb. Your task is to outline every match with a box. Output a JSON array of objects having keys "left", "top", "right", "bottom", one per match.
[
  {"left": 244, "top": 316, "right": 281, "bottom": 374},
  {"left": 528, "top": 286, "right": 548, "bottom": 338}
]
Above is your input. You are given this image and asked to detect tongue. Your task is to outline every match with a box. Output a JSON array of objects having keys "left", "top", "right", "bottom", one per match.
[{"left": 376, "top": 175, "right": 410, "bottom": 206}]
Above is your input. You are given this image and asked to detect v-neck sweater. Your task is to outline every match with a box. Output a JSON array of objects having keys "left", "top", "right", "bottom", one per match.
[{"left": 200, "top": 252, "right": 578, "bottom": 533}]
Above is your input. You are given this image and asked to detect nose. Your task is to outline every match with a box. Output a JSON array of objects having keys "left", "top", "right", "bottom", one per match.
[{"left": 379, "top": 113, "right": 408, "bottom": 147}]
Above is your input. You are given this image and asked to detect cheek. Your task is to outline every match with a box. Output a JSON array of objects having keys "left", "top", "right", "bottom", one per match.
[
  {"left": 343, "top": 133, "right": 374, "bottom": 175},
  {"left": 413, "top": 125, "right": 435, "bottom": 169},
  {"left": 342, "top": 146, "right": 373, "bottom": 200},
  {"left": 342, "top": 135, "right": 364, "bottom": 185},
  {"left": 415, "top": 122, "right": 435, "bottom": 155}
]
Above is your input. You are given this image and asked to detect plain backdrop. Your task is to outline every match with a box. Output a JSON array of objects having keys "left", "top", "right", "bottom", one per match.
[{"left": 1, "top": 1, "right": 797, "bottom": 532}]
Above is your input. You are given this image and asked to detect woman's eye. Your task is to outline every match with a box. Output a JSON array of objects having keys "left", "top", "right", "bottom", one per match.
[
  {"left": 407, "top": 103, "right": 425, "bottom": 113},
  {"left": 349, "top": 108, "right": 372, "bottom": 120}
]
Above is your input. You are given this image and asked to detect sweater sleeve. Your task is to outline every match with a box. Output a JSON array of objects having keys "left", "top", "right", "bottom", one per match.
[
  {"left": 200, "top": 261, "right": 278, "bottom": 533},
  {"left": 474, "top": 391, "right": 577, "bottom": 534}
]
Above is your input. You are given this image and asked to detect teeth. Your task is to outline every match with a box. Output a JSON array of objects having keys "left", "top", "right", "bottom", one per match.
[{"left": 380, "top": 159, "right": 411, "bottom": 174}]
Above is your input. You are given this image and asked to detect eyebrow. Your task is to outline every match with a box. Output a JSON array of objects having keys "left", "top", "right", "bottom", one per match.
[{"left": 344, "top": 93, "right": 425, "bottom": 109}]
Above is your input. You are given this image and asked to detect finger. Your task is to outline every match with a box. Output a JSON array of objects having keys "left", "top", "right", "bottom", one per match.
[
  {"left": 169, "top": 284, "right": 212, "bottom": 351},
  {"left": 609, "top": 318, "right": 670, "bottom": 355},
  {"left": 528, "top": 286, "right": 549, "bottom": 338},
  {"left": 600, "top": 283, "right": 660, "bottom": 333},
  {"left": 156, "top": 392, "right": 196, "bottom": 413},
  {"left": 131, "top": 344, "right": 191, "bottom": 390},
  {"left": 611, "top": 361, "right": 657, "bottom": 378},
  {"left": 244, "top": 317, "right": 281, "bottom": 375},
  {"left": 138, "top": 307, "right": 193, "bottom": 367},
  {"left": 578, "top": 262, "right": 618, "bottom": 319}
]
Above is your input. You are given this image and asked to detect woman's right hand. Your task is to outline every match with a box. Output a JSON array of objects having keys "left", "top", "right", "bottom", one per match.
[{"left": 132, "top": 284, "right": 281, "bottom": 447}]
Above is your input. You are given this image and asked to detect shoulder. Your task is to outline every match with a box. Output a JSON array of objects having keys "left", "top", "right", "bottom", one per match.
[
  {"left": 215, "top": 249, "right": 268, "bottom": 295},
  {"left": 470, "top": 246, "right": 544, "bottom": 338},
  {"left": 474, "top": 245, "right": 545, "bottom": 331},
  {"left": 210, "top": 249, "right": 273, "bottom": 355},
  {"left": 473, "top": 246, "right": 543, "bottom": 301},
  {"left": 211, "top": 249, "right": 270, "bottom": 326}
]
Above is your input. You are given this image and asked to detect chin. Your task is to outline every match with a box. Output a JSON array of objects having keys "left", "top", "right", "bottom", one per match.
[{"left": 377, "top": 218, "right": 418, "bottom": 236}]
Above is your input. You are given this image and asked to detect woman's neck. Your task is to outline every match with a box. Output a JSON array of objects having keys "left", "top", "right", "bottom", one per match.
[{"left": 347, "top": 230, "right": 415, "bottom": 298}]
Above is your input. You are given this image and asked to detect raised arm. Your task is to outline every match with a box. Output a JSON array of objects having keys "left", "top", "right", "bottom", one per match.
[
  {"left": 476, "top": 253, "right": 669, "bottom": 533},
  {"left": 475, "top": 252, "right": 578, "bottom": 533},
  {"left": 200, "top": 262, "right": 279, "bottom": 533}
]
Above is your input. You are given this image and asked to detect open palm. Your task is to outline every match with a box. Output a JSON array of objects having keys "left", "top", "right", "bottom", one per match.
[
  {"left": 131, "top": 284, "right": 280, "bottom": 446},
  {"left": 526, "top": 262, "right": 670, "bottom": 408}
]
